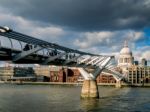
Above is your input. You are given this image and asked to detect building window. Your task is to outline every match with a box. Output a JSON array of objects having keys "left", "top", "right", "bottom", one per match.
[
  {"left": 127, "top": 58, "right": 129, "bottom": 63},
  {"left": 125, "top": 58, "right": 128, "bottom": 63},
  {"left": 128, "top": 58, "right": 131, "bottom": 63},
  {"left": 120, "top": 58, "right": 123, "bottom": 63}
]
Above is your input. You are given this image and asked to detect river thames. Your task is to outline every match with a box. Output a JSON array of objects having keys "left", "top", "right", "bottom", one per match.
[{"left": 0, "top": 84, "right": 149, "bottom": 112}]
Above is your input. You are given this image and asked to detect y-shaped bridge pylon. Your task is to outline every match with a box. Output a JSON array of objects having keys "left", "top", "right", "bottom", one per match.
[
  {"left": 77, "top": 56, "right": 124, "bottom": 98},
  {"left": 102, "top": 58, "right": 124, "bottom": 88},
  {"left": 77, "top": 56, "right": 113, "bottom": 98}
]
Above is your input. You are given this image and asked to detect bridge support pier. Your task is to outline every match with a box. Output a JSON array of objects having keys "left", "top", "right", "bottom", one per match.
[
  {"left": 81, "top": 79, "right": 99, "bottom": 99},
  {"left": 115, "top": 80, "right": 121, "bottom": 88},
  {"left": 79, "top": 56, "right": 113, "bottom": 99}
]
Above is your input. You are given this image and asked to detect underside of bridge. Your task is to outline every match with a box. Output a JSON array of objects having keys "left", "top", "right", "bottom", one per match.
[{"left": 0, "top": 26, "right": 123, "bottom": 99}]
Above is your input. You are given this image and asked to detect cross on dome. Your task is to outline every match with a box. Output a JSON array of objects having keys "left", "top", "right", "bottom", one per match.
[{"left": 124, "top": 41, "right": 128, "bottom": 47}]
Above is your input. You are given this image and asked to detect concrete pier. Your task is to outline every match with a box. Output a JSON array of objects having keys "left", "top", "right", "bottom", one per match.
[
  {"left": 81, "top": 80, "right": 99, "bottom": 99},
  {"left": 115, "top": 80, "right": 121, "bottom": 88}
]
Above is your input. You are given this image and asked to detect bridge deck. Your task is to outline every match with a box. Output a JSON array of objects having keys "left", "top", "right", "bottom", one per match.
[{"left": 0, "top": 46, "right": 94, "bottom": 68}]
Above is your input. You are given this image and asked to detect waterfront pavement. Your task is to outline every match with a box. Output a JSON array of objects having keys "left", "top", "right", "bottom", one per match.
[{"left": 1, "top": 81, "right": 150, "bottom": 87}]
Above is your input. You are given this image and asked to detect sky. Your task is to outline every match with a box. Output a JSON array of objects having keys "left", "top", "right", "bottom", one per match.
[{"left": 0, "top": 0, "right": 150, "bottom": 64}]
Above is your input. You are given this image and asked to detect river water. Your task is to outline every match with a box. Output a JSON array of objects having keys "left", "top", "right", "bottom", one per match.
[{"left": 0, "top": 84, "right": 149, "bottom": 112}]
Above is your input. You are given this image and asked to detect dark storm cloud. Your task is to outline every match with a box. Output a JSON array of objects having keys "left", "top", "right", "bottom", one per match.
[{"left": 0, "top": 0, "right": 150, "bottom": 31}]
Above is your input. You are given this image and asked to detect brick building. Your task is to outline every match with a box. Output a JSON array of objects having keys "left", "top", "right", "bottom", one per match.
[
  {"left": 0, "top": 65, "right": 117, "bottom": 83},
  {"left": 96, "top": 73, "right": 116, "bottom": 83},
  {"left": 49, "top": 66, "right": 116, "bottom": 83},
  {"left": 50, "top": 67, "right": 81, "bottom": 83}
]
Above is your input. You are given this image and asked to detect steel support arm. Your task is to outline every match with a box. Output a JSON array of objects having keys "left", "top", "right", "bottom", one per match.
[
  {"left": 13, "top": 46, "right": 43, "bottom": 61},
  {"left": 63, "top": 55, "right": 82, "bottom": 65},
  {"left": 78, "top": 56, "right": 98, "bottom": 68},
  {"left": 78, "top": 56, "right": 114, "bottom": 80},
  {"left": 92, "top": 57, "right": 106, "bottom": 65},
  {"left": 102, "top": 68, "right": 123, "bottom": 81},
  {"left": 87, "top": 56, "right": 99, "bottom": 65},
  {"left": 43, "top": 52, "right": 65, "bottom": 64},
  {"left": 78, "top": 67, "right": 94, "bottom": 80},
  {"left": 79, "top": 56, "right": 91, "bottom": 64},
  {"left": 92, "top": 56, "right": 113, "bottom": 79}
]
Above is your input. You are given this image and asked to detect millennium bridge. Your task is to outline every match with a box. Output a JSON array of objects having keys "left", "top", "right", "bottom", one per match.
[{"left": 0, "top": 26, "right": 123, "bottom": 98}]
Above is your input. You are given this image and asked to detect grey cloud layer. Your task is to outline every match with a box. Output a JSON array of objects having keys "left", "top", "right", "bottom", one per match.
[
  {"left": 0, "top": 0, "right": 149, "bottom": 61},
  {"left": 1, "top": 0, "right": 150, "bottom": 31}
]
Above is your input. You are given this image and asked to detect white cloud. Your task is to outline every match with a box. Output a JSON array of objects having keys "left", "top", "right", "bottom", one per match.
[
  {"left": 0, "top": 7, "right": 148, "bottom": 63},
  {"left": 74, "top": 30, "right": 144, "bottom": 50},
  {"left": 133, "top": 46, "right": 150, "bottom": 61},
  {"left": 142, "top": 51, "right": 150, "bottom": 60},
  {"left": 124, "top": 31, "right": 144, "bottom": 41},
  {"left": 0, "top": 11, "right": 65, "bottom": 41},
  {"left": 73, "top": 30, "right": 148, "bottom": 61},
  {"left": 31, "top": 27, "right": 65, "bottom": 39},
  {"left": 74, "top": 31, "right": 114, "bottom": 49}
]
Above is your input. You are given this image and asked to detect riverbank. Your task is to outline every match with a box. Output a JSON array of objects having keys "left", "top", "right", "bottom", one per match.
[{"left": 1, "top": 81, "right": 150, "bottom": 87}]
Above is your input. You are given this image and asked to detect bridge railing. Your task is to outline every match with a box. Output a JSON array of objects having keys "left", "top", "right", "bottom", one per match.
[{"left": 0, "top": 26, "right": 102, "bottom": 63}]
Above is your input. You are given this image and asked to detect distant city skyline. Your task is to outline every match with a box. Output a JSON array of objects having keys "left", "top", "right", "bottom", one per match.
[{"left": 0, "top": 0, "right": 149, "bottom": 61}]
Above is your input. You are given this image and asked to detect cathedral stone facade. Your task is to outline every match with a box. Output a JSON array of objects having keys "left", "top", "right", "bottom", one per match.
[{"left": 118, "top": 41, "right": 134, "bottom": 69}]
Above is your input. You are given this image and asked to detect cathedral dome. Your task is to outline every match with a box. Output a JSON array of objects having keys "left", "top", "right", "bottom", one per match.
[
  {"left": 120, "top": 41, "right": 132, "bottom": 55},
  {"left": 118, "top": 41, "right": 134, "bottom": 68},
  {"left": 120, "top": 47, "right": 132, "bottom": 55}
]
